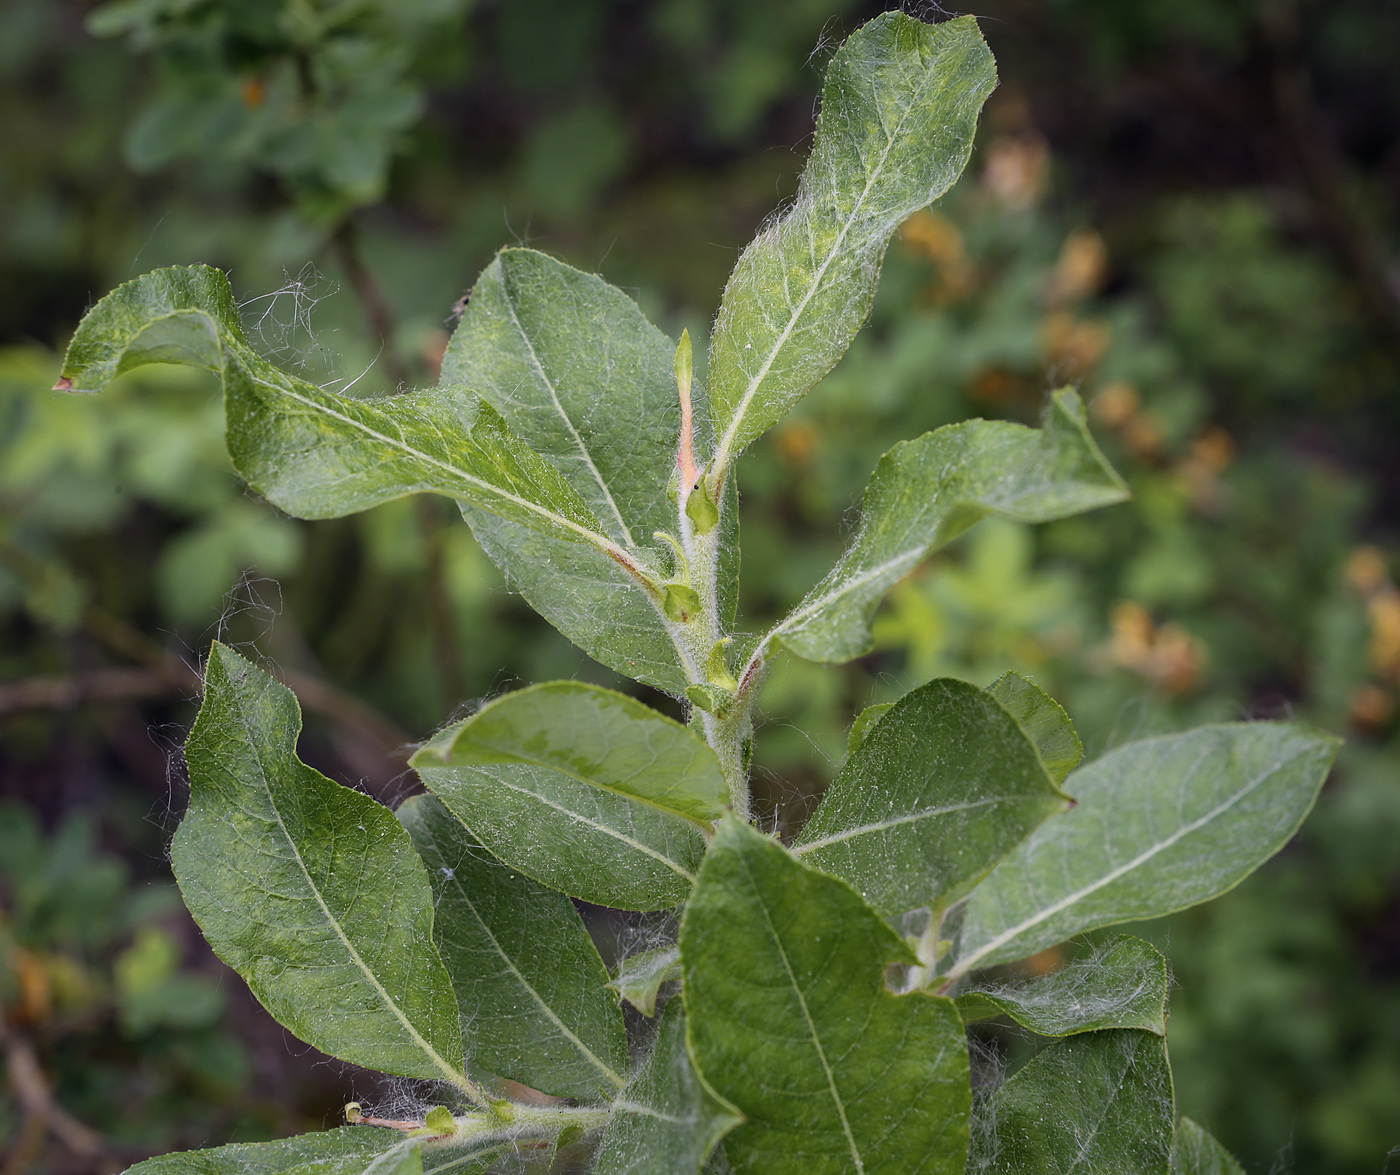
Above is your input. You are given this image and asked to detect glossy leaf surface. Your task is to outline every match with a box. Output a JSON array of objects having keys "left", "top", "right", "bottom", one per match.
[
  {"left": 174, "top": 644, "right": 463, "bottom": 1083},
  {"left": 770, "top": 390, "right": 1128, "bottom": 664},
  {"left": 974, "top": 1030, "right": 1174, "bottom": 1175},
  {"left": 398, "top": 795, "right": 627, "bottom": 1100},
  {"left": 682, "top": 818, "right": 969, "bottom": 1175},
  {"left": 1171, "top": 1118, "right": 1246, "bottom": 1174},
  {"left": 592, "top": 1000, "right": 743, "bottom": 1175},
  {"left": 950, "top": 723, "right": 1339, "bottom": 977},
  {"left": 794, "top": 678, "right": 1069, "bottom": 916},
  {"left": 706, "top": 13, "right": 996, "bottom": 470},
  {"left": 956, "top": 936, "right": 1169, "bottom": 1037},
  {"left": 411, "top": 685, "right": 711, "bottom": 910}
]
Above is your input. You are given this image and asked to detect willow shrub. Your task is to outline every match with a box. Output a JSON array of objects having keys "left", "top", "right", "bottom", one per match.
[{"left": 57, "top": 14, "right": 1335, "bottom": 1175}]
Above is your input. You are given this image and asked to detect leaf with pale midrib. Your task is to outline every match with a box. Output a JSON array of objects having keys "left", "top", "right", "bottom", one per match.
[
  {"left": 705, "top": 13, "right": 996, "bottom": 471},
  {"left": 411, "top": 683, "right": 714, "bottom": 910},
  {"left": 398, "top": 794, "right": 627, "bottom": 1101},
  {"left": 794, "top": 677, "right": 1069, "bottom": 917},
  {"left": 956, "top": 936, "right": 1169, "bottom": 1037},
  {"left": 972, "top": 1030, "right": 1175, "bottom": 1174},
  {"left": 768, "top": 389, "right": 1128, "bottom": 665},
  {"left": 683, "top": 817, "right": 969, "bottom": 1175},
  {"left": 949, "top": 722, "right": 1340, "bottom": 978},
  {"left": 174, "top": 643, "right": 464, "bottom": 1084},
  {"left": 592, "top": 1000, "right": 743, "bottom": 1175}
]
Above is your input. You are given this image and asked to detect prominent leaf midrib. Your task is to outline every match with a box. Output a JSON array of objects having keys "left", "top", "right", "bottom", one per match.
[
  {"left": 500, "top": 287, "right": 636, "bottom": 546},
  {"left": 711, "top": 44, "right": 942, "bottom": 474},
  {"left": 421, "top": 1143, "right": 512, "bottom": 1175},
  {"left": 466, "top": 772, "right": 697, "bottom": 882},
  {"left": 750, "top": 862, "right": 866, "bottom": 1175},
  {"left": 794, "top": 796, "right": 1006, "bottom": 854},
  {"left": 450, "top": 738, "right": 714, "bottom": 831},
  {"left": 950, "top": 742, "right": 1310, "bottom": 978},
  {"left": 230, "top": 688, "right": 464, "bottom": 1089},
  {"left": 440, "top": 866, "right": 625, "bottom": 1090},
  {"left": 767, "top": 546, "right": 924, "bottom": 651},
  {"left": 612, "top": 1099, "right": 695, "bottom": 1125},
  {"left": 1066, "top": 1051, "right": 1131, "bottom": 1173}
]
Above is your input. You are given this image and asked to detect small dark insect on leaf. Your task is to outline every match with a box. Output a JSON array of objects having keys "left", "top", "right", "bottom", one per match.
[{"left": 448, "top": 287, "right": 473, "bottom": 324}]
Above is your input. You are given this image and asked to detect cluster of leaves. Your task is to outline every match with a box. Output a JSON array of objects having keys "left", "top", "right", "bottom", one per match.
[{"left": 55, "top": 13, "right": 1345, "bottom": 1175}]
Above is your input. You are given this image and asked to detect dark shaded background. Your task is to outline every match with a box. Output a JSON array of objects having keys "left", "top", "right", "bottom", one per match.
[{"left": 2, "top": 1, "right": 1398, "bottom": 1172}]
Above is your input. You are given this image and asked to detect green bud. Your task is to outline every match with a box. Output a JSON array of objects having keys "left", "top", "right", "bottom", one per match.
[
  {"left": 424, "top": 1106, "right": 456, "bottom": 1135},
  {"left": 664, "top": 582, "right": 702, "bottom": 623}
]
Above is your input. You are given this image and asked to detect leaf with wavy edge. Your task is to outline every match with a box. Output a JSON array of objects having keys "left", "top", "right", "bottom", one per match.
[
  {"left": 399, "top": 794, "right": 627, "bottom": 1101},
  {"left": 947, "top": 723, "right": 1340, "bottom": 980},
  {"left": 682, "top": 817, "right": 969, "bottom": 1175},
  {"left": 757, "top": 389, "right": 1127, "bottom": 667},
  {"left": 56, "top": 265, "right": 706, "bottom": 693},
  {"left": 175, "top": 643, "right": 464, "bottom": 1085},
  {"left": 794, "top": 677, "right": 1070, "bottom": 917},
  {"left": 705, "top": 13, "right": 996, "bottom": 474}
]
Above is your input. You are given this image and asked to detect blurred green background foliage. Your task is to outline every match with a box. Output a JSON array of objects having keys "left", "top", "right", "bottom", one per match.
[{"left": 1, "top": 1, "right": 1398, "bottom": 1172}]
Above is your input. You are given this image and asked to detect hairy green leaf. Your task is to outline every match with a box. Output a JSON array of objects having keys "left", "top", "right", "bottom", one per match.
[
  {"left": 411, "top": 684, "right": 713, "bottom": 910},
  {"left": 609, "top": 945, "right": 682, "bottom": 1018},
  {"left": 121, "top": 1127, "right": 431, "bottom": 1175},
  {"left": 1171, "top": 1118, "right": 1246, "bottom": 1174},
  {"left": 57, "top": 265, "right": 700, "bottom": 693},
  {"left": 682, "top": 817, "right": 970, "bottom": 1175},
  {"left": 986, "top": 673, "right": 1082, "bottom": 785},
  {"left": 398, "top": 794, "right": 627, "bottom": 1100},
  {"left": 174, "top": 643, "right": 463, "bottom": 1084},
  {"left": 956, "top": 936, "right": 1169, "bottom": 1036},
  {"left": 845, "top": 701, "right": 894, "bottom": 755},
  {"left": 705, "top": 13, "right": 996, "bottom": 472},
  {"left": 948, "top": 723, "right": 1340, "bottom": 978},
  {"left": 973, "top": 1031, "right": 1175, "bottom": 1175},
  {"left": 765, "top": 390, "right": 1128, "bottom": 664},
  {"left": 794, "top": 678, "right": 1070, "bottom": 917},
  {"left": 592, "top": 1000, "right": 743, "bottom": 1175}
]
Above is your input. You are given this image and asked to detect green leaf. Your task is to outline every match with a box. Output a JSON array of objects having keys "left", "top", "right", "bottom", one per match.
[
  {"left": 410, "top": 683, "right": 717, "bottom": 910},
  {"left": 121, "top": 1127, "right": 508, "bottom": 1175},
  {"left": 765, "top": 390, "right": 1128, "bottom": 664},
  {"left": 793, "top": 678, "right": 1070, "bottom": 917},
  {"left": 609, "top": 945, "right": 682, "bottom": 1018},
  {"left": 846, "top": 702, "right": 893, "bottom": 755},
  {"left": 173, "top": 643, "right": 464, "bottom": 1085},
  {"left": 592, "top": 1000, "right": 743, "bottom": 1175},
  {"left": 948, "top": 723, "right": 1341, "bottom": 978},
  {"left": 397, "top": 794, "right": 627, "bottom": 1101},
  {"left": 440, "top": 248, "right": 683, "bottom": 549},
  {"left": 58, "top": 265, "right": 701, "bottom": 694},
  {"left": 973, "top": 1031, "right": 1175, "bottom": 1175},
  {"left": 956, "top": 936, "right": 1169, "bottom": 1036},
  {"left": 682, "top": 817, "right": 970, "bottom": 1175},
  {"left": 121, "top": 1127, "right": 425, "bottom": 1175},
  {"left": 705, "top": 13, "right": 996, "bottom": 472},
  {"left": 985, "top": 672, "right": 1082, "bottom": 785},
  {"left": 1171, "top": 1118, "right": 1246, "bottom": 1175}
]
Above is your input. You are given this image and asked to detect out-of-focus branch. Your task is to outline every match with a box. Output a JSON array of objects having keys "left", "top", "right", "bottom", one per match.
[{"left": 1260, "top": 0, "right": 1400, "bottom": 353}]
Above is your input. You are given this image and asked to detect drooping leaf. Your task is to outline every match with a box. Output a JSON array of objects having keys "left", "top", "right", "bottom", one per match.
[
  {"left": 948, "top": 723, "right": 1340, "bottom": 979},
  {"left": 120, "top": 1127, "right": 507, "bottom": 1175},
  {"left": 410, "top": 684, "right": 714, "bottom": 911},
  {"left": 592, "top": 1000, "right": 743, "bottom": 1175},
  {"left": 1170, "top": 1118, "right": 1246, "bottom": 1175},
  {"left": 398, "top": 795, "right": 628, "bottom": 1101},
  {"left": 682, "top": 817, "right": 970, "bottom": 1175},
  {"left": 972, "top": 1031, "right": 1175, "bottom": 1175},
  {"left": 793, "top": 678, "right": 1070, "bottom": 917},
  {"left": 985, "top": 673, "right": 1082, "bottom": 785},
  {"left": 956, "top": 936, "right": 1169, "bottom": 1037},
  {"left": 57, "top": 265, "right": 698, "bottom": 693},
  {"left": 174, "top": 643, "right": 464, "bottom": 1084},
  {"left": 766, "top": 390, "right": 1128, "bottom": 664},
  {"left": 609, "top": 945, "right": 682, "bottom": 1018},
  {"left": 705, "top": 13, "right": 996, "bottom": 473}
]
